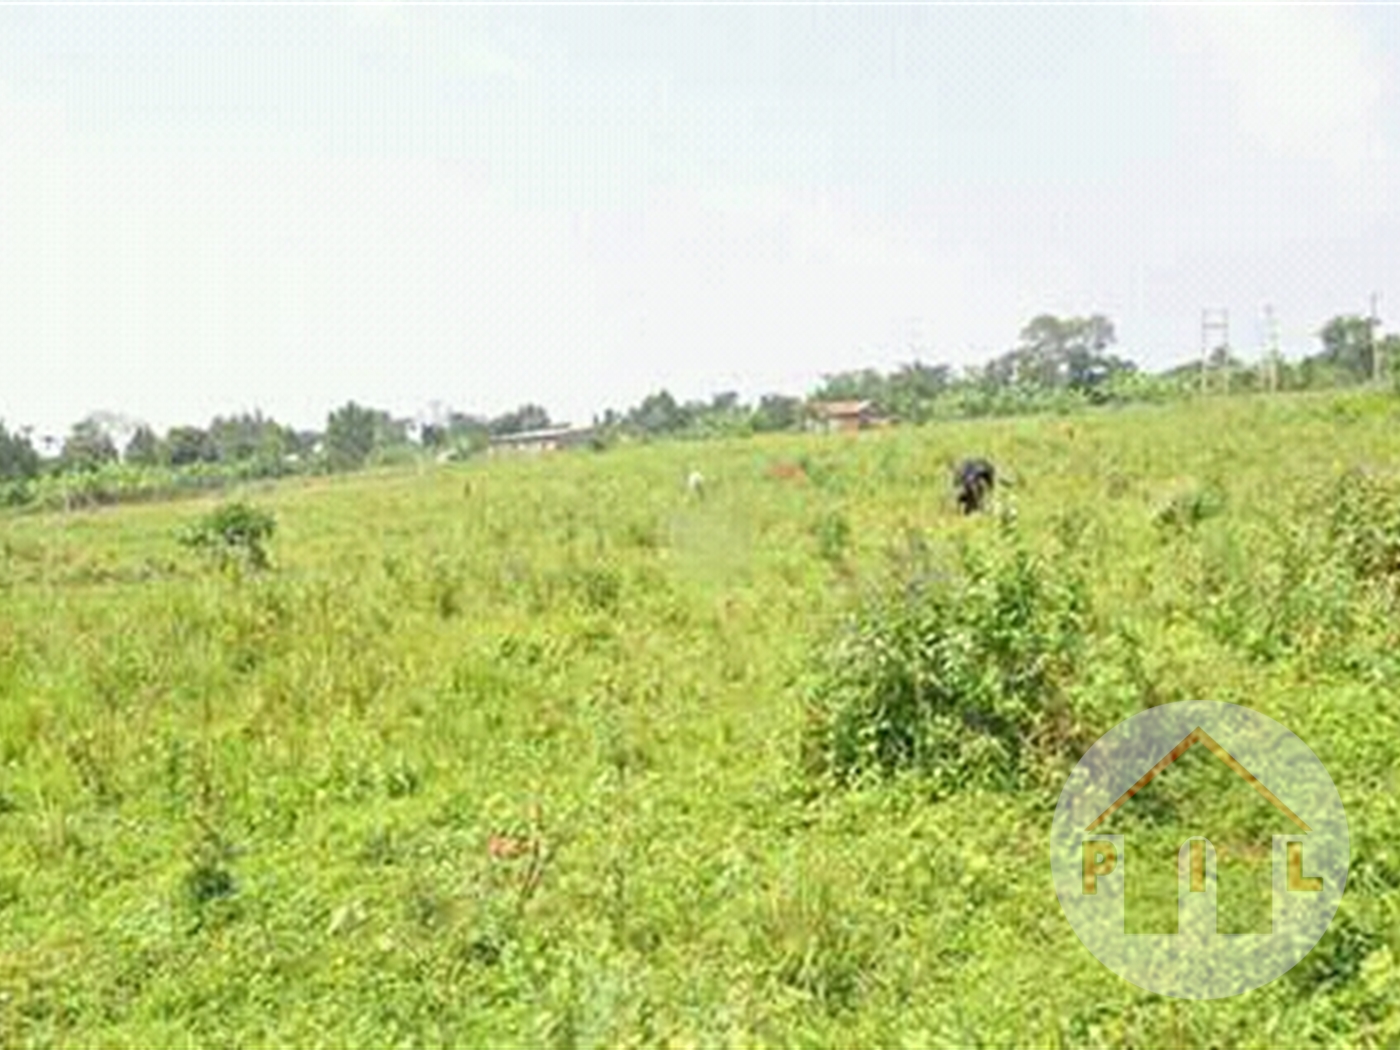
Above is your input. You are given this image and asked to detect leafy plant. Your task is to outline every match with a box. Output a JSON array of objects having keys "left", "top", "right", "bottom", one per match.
[
  {"left": 429, "top": 555, "right": 465, "bottom": 619},
  {"left": 813, "top": 510, "right": 852, "bottom": 568},
  {"left": 1327, "top": 467, "right": 1400, "bottom": 583},
  {"left": 178, "top": 501, "right": 277, "bottom": 572},
  {"left": 1153, "top": 478, "right": 1227, "bottom": 533},
  {"left": 569, "top": 564, "right": 623, "bottom": 614},
  {"left": 801, "top": 528, "right": 1089, "bottom": 795}
]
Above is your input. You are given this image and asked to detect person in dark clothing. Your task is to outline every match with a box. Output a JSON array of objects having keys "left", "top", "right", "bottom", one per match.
[{"left": 953, "top": 458, "right": 996, "bottom": 515}]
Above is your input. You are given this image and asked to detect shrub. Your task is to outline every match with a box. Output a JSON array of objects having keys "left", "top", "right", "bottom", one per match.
[
  {"left": 430, "top": 556, "right": 465, "bottom": 619},
  {"left": 813, "top": 511, "right": 852, "bottom": 567},
  {"left": 1327, "top": 467, "right": 1400, "bottom": 583},
  {"left": 1197, "top": 520, "right": 1362, "bottom": 666},
  {"left": 801, "top": 529, "right": 1089, "bottom": 795},
  {"left": 795, "top": 454, "right": 840, "bottom": 491},
  {"left": 0, "top": 480, "right": 33, "bottom": 508},
  {"left": 1153, "top": 478, "right": 1227, "bottom": 533},
  {"left": 570, "top": 564, "right": 622, "bottom": 614},
  {"left": 178, "top": 501, "right": 277, "bottom": 572}
]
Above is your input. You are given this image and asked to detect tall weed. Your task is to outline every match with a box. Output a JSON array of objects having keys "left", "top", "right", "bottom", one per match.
[
  {"left": 1327, "top": 467, "right": 1400, "bottom": 584},
  {"left": 800, "top": 527, "right": 1089, "bottom": 795}
]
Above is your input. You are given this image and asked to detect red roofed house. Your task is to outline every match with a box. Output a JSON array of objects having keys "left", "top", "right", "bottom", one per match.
[{"left": 805, "top": 399, "right": 890, "bottom": 434}]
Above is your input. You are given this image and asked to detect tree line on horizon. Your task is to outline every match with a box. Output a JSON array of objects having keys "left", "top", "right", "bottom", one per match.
[{"left": 1, "top": 310, "right": 1396, "bottom": 509}]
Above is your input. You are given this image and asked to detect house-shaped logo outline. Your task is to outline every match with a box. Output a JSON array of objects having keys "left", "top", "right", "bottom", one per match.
[
  {"left": 1081, "top": 725, "right": 1320, "bottom": 928},
  {"left": 1051, "top": 701, "right": 1349, "bottom": 1000},
  {"left": 1084, "top": 725, "right": 1310, "bottom": 834}
]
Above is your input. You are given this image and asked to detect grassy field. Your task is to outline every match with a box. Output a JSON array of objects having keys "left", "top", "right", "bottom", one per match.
[{"left": 2, "top": 391, "right": 1400, "bottom": 1048}]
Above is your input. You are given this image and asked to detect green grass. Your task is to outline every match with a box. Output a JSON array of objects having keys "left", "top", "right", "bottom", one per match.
[{"left": 2, "top": 391, "right": 1400, "bottom": 1047}]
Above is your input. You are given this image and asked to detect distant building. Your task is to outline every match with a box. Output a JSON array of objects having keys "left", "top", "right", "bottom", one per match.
[
  {"left": 805, "top": 399, "right": 890, "bottom": 433},
  {"left": 488, "top": 424, "right": 597, "bottom": 455}
]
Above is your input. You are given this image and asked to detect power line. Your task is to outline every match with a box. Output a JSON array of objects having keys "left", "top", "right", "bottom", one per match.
[{"left": 1201, "top": 308, "right": 1229, "bottom": 395}]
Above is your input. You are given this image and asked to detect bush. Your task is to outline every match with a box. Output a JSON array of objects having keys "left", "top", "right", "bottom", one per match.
[
  {"left": 564, "top": 564, "right": 623, "bottom": 614},
  {"left": 1196, "top": 519, "right": 1363, "bottom": 667},
  {"left": 0, "top": 480, "right": 33, "bottom": 508},
  {"left": 1153, "top": 478, "right": 1227, "bottom": 533},
  {"left": 813, "top": 511, "right": 852, "bottom": 567},
  {"left": 800, "top": 528, "right": 1089, "bottom": 795},
  {"left": 178, "top": 501, "right": 277, "bottom": 572},
  {"left": 795, "top": 454, "right": 839, "bottom": 490},
  {"left": 1327, "top": 467, "right": 1400, "bottom": 583}
]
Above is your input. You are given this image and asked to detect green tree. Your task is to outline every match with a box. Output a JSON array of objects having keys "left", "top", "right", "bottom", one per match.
[
  {"left": 628, "top": 391, "right": 689, "bottom": 435},
  {"left": 1317, "top": 315, "right": 1377, "bottom": 383},
  {"left": 366, "top": 416, "right": 414, "bottom": 466},
  {"left": 60, "top": 416, "right": 119, "bottom": 473},
  {"left": 207, "top": 411, "right": 299, "bottom": 467},
  {"left": 813, "top": 368, "right": 887, "bottom": 404},
  {"left": 421, "top": 412, "right": 482, "bottom": 452},
  {"left": 751, "top": 394, "right": 803, "bottom": 433},
  {"left": 443, "top": 412, "right": 491, "bottom": 455},
  {"left": 1205, "top": 346, "right": 1260, "bottom": 394},
  {"left": 124, "top": 425, "right": 167, "bottom": 466},
  {"left": 1381, "top": 334, "right": 1400, "bottom": 386},
  {"left": 999, "top": 314, "right": 1128, "bottom": 394},
  {"left": 679, "top": 392, "right": 750, "bottom": 438},
  {"left": 322, "top": 403, "right": 406, "bottom": 470},
  {"left": 166, "top": 426, "right": 219, "bottom": 467},
  {"left": 0, "top": 421, "right": 40, "bottom": 480},
  {"left": 325, "top": 401, "right": 383, "bottom": 472},
  {"left": 288, "top": 430, "right": 321, "bottom": 459},
  {"left": 489, "top": 404, "right": 552, "bottom": 436},
  {"left": 381, "top": 416, "right": 412, "bottom": 447},
  {"left": 885, "top": 360, "right": 952, "bottom": 421},
  {"left": 709, "top": 391, "right": 741, "bottom": 414}
]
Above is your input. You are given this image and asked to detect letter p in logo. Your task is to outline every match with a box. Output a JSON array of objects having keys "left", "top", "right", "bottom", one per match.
[{"left": 1083, "top": 840, "right": 1116, "bottom": 894}]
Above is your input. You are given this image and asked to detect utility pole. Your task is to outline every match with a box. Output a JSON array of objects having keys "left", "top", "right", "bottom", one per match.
[
  {"left": 1262, "top": 303, "right": 1280, "bottom": 394},
  {"left": 1201, "top": 308, "right": 1230, "bottom": 395},
  {"left": 1370, "top": 292, "right": 1382, "bottom": 385}
]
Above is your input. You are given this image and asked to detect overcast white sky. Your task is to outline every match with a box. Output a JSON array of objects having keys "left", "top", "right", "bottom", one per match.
[{"left": 3, "top": 4, "right": 1400, "bottom": 439}]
